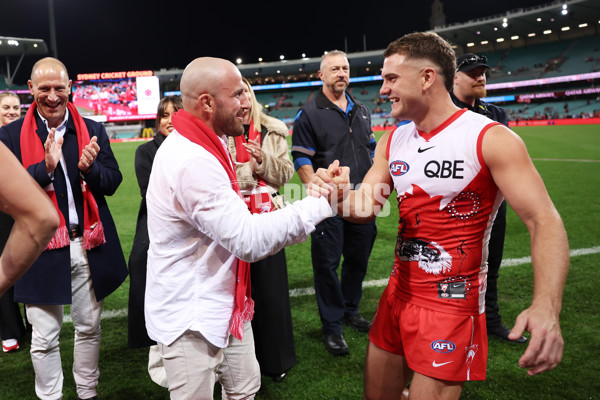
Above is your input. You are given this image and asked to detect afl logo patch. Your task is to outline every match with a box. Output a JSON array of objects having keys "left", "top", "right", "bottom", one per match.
[
  {"left": 390, "top": 160, "right": 410, "bottom": 176},
  {"left": 431, "top": 340, "right": 456, "bottom": 353}
]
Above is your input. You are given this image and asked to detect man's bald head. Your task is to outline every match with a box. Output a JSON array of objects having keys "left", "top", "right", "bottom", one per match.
[
  {"left": 31, "top": 57, "right": 69, "bottom": 83},
  {"left": 180, "top": 57, "right": 238, "bottom": 111},
  {"left": 178, "top": 57, "right": 249, "bottom": 137}
]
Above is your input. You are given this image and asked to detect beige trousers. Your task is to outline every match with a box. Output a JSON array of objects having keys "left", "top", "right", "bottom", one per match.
[
  {"left": 26, "top": 237, "right": 103, "bottom": 400},
  {"left": 159, "top": 321, "right": 261, "bottom": 400}
]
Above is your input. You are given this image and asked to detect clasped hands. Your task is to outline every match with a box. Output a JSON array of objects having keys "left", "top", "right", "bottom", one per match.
[{"left": 307, "top": 160, "right": 351, "bottom": 205}]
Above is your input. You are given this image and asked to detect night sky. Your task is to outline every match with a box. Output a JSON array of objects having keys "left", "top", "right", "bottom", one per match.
[{"left": 1, "top": 0, "right": 552, "bottom": 85}]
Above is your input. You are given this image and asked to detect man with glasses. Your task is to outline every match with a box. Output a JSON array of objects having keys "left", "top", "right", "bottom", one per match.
[{"left": 451, "top": 53, "right": 527, "bottom": 344}]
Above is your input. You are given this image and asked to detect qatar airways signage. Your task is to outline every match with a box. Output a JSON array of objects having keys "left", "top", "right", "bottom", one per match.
[
  {"left": 519, "top": 92, "right": 557, "bottom": 100},
  {"left": 565, "top": 87, "right": 600, "bottom": 96},
  {"left": 486, "top": 71, "right": 600, "bottom": 90}
]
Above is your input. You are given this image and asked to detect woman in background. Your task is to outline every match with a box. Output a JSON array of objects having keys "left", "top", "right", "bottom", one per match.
[
  {"left": 0, "top": 91, "right": 26, "bottom": 353},
  {"left": 127, "top": 95, "right": 181, "bottom": 387},
  {"left": 0, "top": 92, "right": 21, "bottom": 127},
  {"left": 227, "top": 78, "right": 297, "bottom": 381}
]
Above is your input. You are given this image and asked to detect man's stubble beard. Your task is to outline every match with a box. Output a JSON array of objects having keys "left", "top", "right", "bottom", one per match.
[
  {"left": 327, "top": 79, "right": 348, "bottom": 96},
  {"left": 215, "top": 108, "right": 245, "bottom": 137}
]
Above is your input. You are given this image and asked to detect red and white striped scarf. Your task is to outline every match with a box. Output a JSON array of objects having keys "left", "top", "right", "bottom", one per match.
[
  {"left": 234, "top": 121, "right": 274, "bottom": 215},
  {"left": 171, "top": 109, "right": 254, "bottom": 341},
  {"left": 20, "top": 102, "right": 105, "bottom": 251}
]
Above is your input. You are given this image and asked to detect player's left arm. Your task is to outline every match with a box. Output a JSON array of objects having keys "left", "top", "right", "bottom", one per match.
[{"left": 483, "top": 124, "right": 569, "bottom": 376}]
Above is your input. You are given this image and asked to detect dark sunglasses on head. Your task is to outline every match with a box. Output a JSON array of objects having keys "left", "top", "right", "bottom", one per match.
[{"left": 457, "top": 55, "right": 487, "bottom": 70}]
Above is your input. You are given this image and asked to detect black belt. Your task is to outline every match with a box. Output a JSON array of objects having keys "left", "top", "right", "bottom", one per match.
[{"left": 68, "top": 225, "right": 82, "bottom": 239}]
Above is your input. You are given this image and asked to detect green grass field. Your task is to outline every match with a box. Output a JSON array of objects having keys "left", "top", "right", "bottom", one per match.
[{"left": 0, "top": 124, "right": 599, "bottom": 399}]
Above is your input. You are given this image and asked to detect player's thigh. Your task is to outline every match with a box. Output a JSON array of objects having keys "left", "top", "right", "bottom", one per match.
[{"left": 364, "top": 340, "right": 411, "bottom": 400}]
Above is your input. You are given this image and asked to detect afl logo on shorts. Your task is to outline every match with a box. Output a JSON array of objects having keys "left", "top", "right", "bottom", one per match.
[
  {"left": 431, "top": 340, "right": 456, "bottom": 353},
  {"left": 390, "top": 160, "right": 410, "bottom": 176}
]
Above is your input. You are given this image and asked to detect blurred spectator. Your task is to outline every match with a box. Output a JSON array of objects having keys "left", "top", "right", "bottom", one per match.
[
  {"left": 451, "top": 53, "right": 527, "bottom": 344},
  {"left": 227, "top": 78, "right": 296, "bottom": 381}
]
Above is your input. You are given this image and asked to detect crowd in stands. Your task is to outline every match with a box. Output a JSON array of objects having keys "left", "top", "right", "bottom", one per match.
[
  {"left": 73, "top": 80, "right": 137, "bottom": 107},
  {"left": 506, "top": 97, "right": 600, "bottom": 122},
  {"left": 230, "top": 36, "right": 600, "bottom": 129},
  {"left": 72, "top": 80, "right": 138, "bottom": 116},
  {"left": 247, "top": 72, "right": 321, "bottom": 86},
  {"left": 257, "top": 82, "right": 600, "bottom": 128}
]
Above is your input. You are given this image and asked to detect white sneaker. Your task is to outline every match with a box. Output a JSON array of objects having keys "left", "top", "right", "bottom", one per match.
[{"left": 2, "top": 339, "right": 19, "bottom": 353}]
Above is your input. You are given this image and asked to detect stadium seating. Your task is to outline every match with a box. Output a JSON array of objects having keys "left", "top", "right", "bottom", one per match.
[
  {"left": 551, "top": 35, "right": 600, "bottom": 77},
  {"left": 249, "top": 34, "right": 600, "bottom": 127}
]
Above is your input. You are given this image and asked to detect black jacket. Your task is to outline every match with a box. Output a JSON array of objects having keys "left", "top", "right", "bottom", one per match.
[
  {"left": 450, "top": 91, "right": 508, "bottom": 126},
  {"left": 127, "top": 132, "right": 165, "bottom": 348},
  {"left": 0, "top": 112, "right": 128, "bottom": 304},
  {"left": 291, "top": 90, "right": 375, "bottom": 185}
]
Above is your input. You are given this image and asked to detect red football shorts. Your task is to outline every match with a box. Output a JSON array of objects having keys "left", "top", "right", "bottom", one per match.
[{"left": 369, "top": 285, "right": 488, "bottom": 381}]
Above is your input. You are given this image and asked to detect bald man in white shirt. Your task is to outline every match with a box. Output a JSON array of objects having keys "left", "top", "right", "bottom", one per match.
[{"left": 145, "top": 57, "right": 333, "bottom": 400}]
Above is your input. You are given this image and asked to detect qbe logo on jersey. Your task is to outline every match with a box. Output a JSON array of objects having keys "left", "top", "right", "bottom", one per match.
[
  {"left": 390, "top": 160, "right": 410, "bottom": 176},
  {"left": 431, "top": 339, "right": 455, "bottom": 353}
]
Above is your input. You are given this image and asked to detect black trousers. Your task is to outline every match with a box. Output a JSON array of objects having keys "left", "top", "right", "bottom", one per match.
[
  {"left": 0, "top": 213, "right": 25, "bottom": 343},
  {"left": 486, "top": 200, "right": 507, "bottom": 329},
  {"left": 311, "top": 215, "right": 377, "bottom": 335},
  {"left": 250, "top": 248, "right": 296, "bottom": 376},
  {"left": 127, "top": 213, "right": 155, "bottom": 348},
  {"left": 0, "top": 286, "right": 26, "bottom": 342}
]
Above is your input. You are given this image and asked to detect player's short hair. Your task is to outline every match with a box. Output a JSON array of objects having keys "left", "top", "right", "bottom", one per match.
[{"left": 384, "top": 32, "right": 456, "bottom": 92}]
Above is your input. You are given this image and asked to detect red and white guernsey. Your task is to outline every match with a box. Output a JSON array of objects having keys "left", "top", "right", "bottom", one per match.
[{"left": 386, "top": 109, "right": 503, "bottom": 316}]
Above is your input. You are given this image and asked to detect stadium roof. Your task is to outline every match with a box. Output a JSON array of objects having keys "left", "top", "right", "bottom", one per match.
[
  {"left": 155, "top": 50, "right": 385, "bottom": 82},
  {"left": 435, "top": 0, "right": 600, "bottom": 52},
  {"left": 0, "top": 36, "right": 47, "bottom": 57},
  {"left": 0, "top": 36, "right": 48, "bottom": 85}
]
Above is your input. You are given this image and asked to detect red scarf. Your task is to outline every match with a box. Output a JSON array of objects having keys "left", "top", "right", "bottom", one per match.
[
  {"left": 20, "top": 102, "right": 105, "bottom": 251},
  {"left": 234, "top": 121, "right": 274, "bottom": 214},
  {"left": 171, "top": 109, "right": 254, "bottom": 340}
]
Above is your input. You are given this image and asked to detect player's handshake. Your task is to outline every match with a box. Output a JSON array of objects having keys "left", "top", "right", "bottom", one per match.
[{"left": 307, "top": 160, "right": 351, "bottom": 206}]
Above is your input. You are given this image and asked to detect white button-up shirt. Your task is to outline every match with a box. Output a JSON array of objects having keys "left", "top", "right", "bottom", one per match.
[
  {"left": 39, "top": 109, "right": 79, "bottom": 226},
  {"left": 145, "top": 130, "right": 332, "bottom": 347}
]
